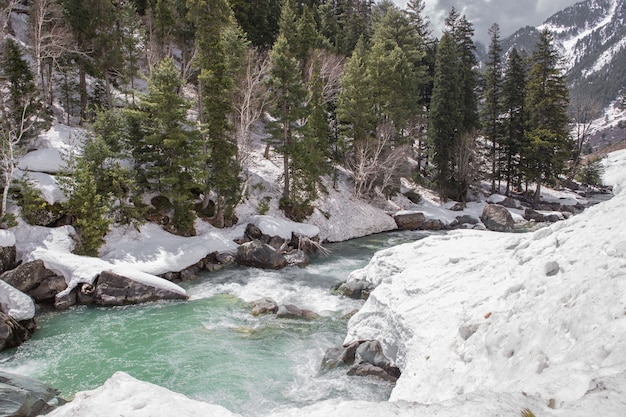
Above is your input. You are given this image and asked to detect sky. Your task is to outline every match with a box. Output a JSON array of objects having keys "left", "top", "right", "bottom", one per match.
[{"left": 392, "top": 0, "right": 581, "bottom": 44}]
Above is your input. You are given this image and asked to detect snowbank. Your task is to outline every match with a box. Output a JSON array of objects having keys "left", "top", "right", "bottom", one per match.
[
  {"left": 18, "top": 149, "right": 65, "bottom": 174},
  {"left": 308, "top": 174, "right": 397, "bottom": 242},
  {"left": 340, "top": 149, "right": 626, "bottom": 415},
  {"left": 0, "top": 280, "right": 35, "bottom": 321},
  {"left": 0, "top": 229, "right": 16, "bottom": 247},
  {"left": 101, "top": 223, "right": 239, "bottom": 275},
  {"left": 246, "top": 215, "right": 320, "bottom": 240},
  {"left": 31, "top": 249, "right": 187, "bottom": 298},
  {"left": 45, "top": 372, "right": 240, "bottom": 417}
]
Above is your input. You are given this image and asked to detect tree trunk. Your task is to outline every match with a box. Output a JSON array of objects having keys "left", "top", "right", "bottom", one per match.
[
  {"left": 79, "top": 62, "right": 88, "bottom": 124},
  {"left": 282, "top": 101, "right": 290, "bottom": 202}
]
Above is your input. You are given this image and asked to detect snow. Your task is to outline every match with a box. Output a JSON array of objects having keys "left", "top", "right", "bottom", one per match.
[
  {"left": 0, "top": 229, "right": 16, "bottom": 247},
  {"left": 15, "top": 170, "right": 66, "bottom": 205},
  {"left": 339, "top": 148, "right": 626, "bottom": 415},
  {"left": 100, "top": 222, "right": 239, "bottom": 276},
  {"left": 45, "top": 372, "right": 240, "bottom": 417},
  {"left": 0, "top": 280, "right": 35, "bottom": 321},
  {"left": 18, "top": 149, "right": 65, "bottom": 174},
  {"left": 246, "top": 215, "right": 320, "bottom": 240}
]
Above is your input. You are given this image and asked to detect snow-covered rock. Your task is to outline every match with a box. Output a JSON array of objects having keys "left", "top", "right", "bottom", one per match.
[
  {"left": 341, "top": 149, "right": 626, "bottom": 415},
  {"left": 18, "top": 149, "right": 65, "bottom": 174},
  {"left": 44, "top": 372, "right": 241, "bottom": 417},
  {"left": 246, "top": 215, "right": 320, "bottom": 240},
  {"left": 0, "top": 280, "right": 35, "bottom": 321}
]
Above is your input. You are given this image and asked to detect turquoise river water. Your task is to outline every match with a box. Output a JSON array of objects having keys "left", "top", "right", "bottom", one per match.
[{"left": 0, "top": 230, "right": 430, "bottom": 416}]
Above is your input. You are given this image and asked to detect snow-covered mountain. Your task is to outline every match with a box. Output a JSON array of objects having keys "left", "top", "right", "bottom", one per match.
[{"left": 490, "top": 0, "right": 624, "bottom": 104}]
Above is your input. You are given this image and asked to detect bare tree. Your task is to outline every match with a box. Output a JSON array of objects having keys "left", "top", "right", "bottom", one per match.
[
  {"left": 571, "top": 99, "right": 599, "bottom": 178},
  {"left": 29, "top": 0, "right": 78, "bottom": 106},
  {"left": 349, "top": 120, "right": 410, "bottom": 199},
  {"left": 1, "top": 0, "right": 18, "bottom": 36},
  {"left": 0, "top": 97, "right": 37, "bottom": 216},
  {"left": 231, "top": 48, "right": 270, "bottom": 166}
]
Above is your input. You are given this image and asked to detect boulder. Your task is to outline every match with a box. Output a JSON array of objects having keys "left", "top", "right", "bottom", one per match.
[
  {"left": 234, "top": 240, "right": 287, "bottom": 270},
  {"left": 276, "top": 304, "right": 319, "bottom": 320},
  {"left": 332, "top": 280, "right": 375, "bottom": 300},
  {"left": 0, "top": 311, "right": 30, "bottom": 351},
  {"left": 94, "top": 271, "right": 189, "bottom": 307},
  {"left": 54, "top": 289, "right": 77, "bottom": 311},
  {"left": 481, "top": 204, "right": 514, "bottom": 232},
  {"left": 351, "top": 340, "right": 401, "bottom": 382},
  {"left": 244, "top": 223, "right": 263, "bottom": 241},
  {"left": 250, "top": 297, "right": 278, "bottom": 316},
  {"left": 455, "top": 214, "right": 480, "bottom": 226},
  {"left": 524, "top": 208, "right": 563, "bottom": 223},
  {"left": 283, "top": 250, "right": 310, "bottom": 268},
  {"left": 0, "top": 371, "right": 64, "bottom": 417},
  {"left": 0, "top": 245, "right": 17, "bottom": 275},
  {"left": 393, "top": 212, "right": 425, "bottom": 230},
  {"left": 421, "top": 218, "right": 446, "bottom": 231},
  {"left": 28, "top": 275, "right": 67, "bottom": 303},
  {"left": 347, "top": 361, "right": 400, "bottom": 382},
  {"left": 1, "top": 260, "right": 58, "bottom": 294},
  {"left": 320, "top": 341, "right": 359, "bottom": 371}
]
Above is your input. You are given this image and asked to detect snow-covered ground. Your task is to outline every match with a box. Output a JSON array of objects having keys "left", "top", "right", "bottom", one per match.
[{"left": 41, "top": 150, "right": 626, "bottom": 416}]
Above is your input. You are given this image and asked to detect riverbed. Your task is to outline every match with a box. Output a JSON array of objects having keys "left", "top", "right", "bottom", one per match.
[{"left": 0, "top": 230, "right": 431, "bottom": 416}]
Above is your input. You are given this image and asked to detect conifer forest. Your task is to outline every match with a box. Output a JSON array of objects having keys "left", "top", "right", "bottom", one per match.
[{"left": 0, "top": 0, "right": 574, "bottom": 254}]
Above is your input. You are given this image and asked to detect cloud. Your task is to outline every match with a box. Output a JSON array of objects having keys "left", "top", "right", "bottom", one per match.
[{"left": 392, "top": 0, "right": 579, "bottom": 44}]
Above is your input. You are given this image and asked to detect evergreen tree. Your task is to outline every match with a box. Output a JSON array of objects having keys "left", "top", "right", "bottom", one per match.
[
  {"left": 525, "top": 29, "right": 570, "bottom": 201},
  {"left": 62, "top": 149, "right": 111, "bottom": 257},
  {"left": 481, "top": 23, "right": 503, "bottom": 193},
  {"left": 267, "top": 34, "right": 307, "bottom": 206},
  {"left": 189, "top": 0, "right": 244, "bottom": 228},
  {"left": 133, "top": 57, "right": 201, "bottom": 235},
  {"left": 293, "top": 53, "right": 331, "bottom": 210},
  {"left": 501, "top": 47, "right": 528, "bottom": 195},
  {"left": 337, "top": 37, "right": 376, "bottom": 151},
  {"left": 230, "top": 0, "right": 281, "bottom": 49},
  {"left": 428, "top": 32, "right": 461, "bottom": 199},
  {"left": 0, "top": 39, "right": 48, "bottom": 217}
]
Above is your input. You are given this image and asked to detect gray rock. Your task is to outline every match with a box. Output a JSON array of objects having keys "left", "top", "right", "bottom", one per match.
[
  {"left": 94, "top": 271, "right": 189, "bottom": 307},
  {"left": 0, "top": 371, "right": 64, "bottom": 416},
  {"left": 28, "top": 276, "right": 67, "bottom": 303},
  {"left": 54, "top": 289, "right": 77, "bottom": 311},
  {"left": 481, "top": 204, "right": 515, "bottom": 232},
  {"left": 455, "top": 214, "right": 480, "bottom": 225},
  {"left": 393, "top": 212, "right": 425, "bottom": 230},
  {"left": 250, "top": 297, "right": 278, "bottom": 316},
  {"left": 421, "top": 218, "right": 446, "bottom": 230},
  {"left": 1, "top": 260, "right": 57, "bottom": 293},
  {"left": 320, "top": 341, "right": 359, "bottom": 371},
  {"left": 283, "top": 250, "right": 310, "bottom": 267},
  {"left": 234, "top": 240, "right": 287, "bottom": 270},
  {"left": 347, "top": 362, "right": 400, "bottom": 382},
  {"left": 0, "top": 312, "right": 30, "bottom": 351},
  {"left": 276, "top": 304, "right": 319, "bottom": 320},
  {"left": 244, "top": 223, "right": 263, "bottom": 240},
  {"left": 0, "top": 246, "right": 17, "bottom": 275},
  {"left": 333, "top": 280, "right": 375, "bottom": 300}
]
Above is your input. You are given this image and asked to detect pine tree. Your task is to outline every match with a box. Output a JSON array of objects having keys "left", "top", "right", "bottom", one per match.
[
  {"left": 481, "top": 23, "right": 503, "bottom": 193},
  {"left": 525, "top": 29, "right": 570, "bottom": 202},
  {"left": 428, "top": 32, "right": 461, "bottom": 200},
  {"left": 501, "top": 47, "right": 528, "bottom": 195},
  {"left": 267, "top": 34, "right": 307, "bottom": 206},
  {"left": 133, "top": 57, "right": 201, "bottom": 235},
  {"left": 0, "top": 39, "right": 48, "bottom": 217},
  {"left": 337, "top": 37, "right": 376, "bottom": 150},
  {"left": 189, "top": 0, "right": 244, "bottom": 228},
  {"left": 62, "top": 151, "right": 111, "bottom": 257}
]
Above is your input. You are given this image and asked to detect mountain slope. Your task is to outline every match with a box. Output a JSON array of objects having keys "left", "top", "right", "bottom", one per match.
[{"left": 496, "top": 0, "right": 626, "bottom": 112}]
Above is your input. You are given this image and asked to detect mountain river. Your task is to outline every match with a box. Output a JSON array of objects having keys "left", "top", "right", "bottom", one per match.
[{"left": 0, "top": 230, "right": 431, "bottom": 416}]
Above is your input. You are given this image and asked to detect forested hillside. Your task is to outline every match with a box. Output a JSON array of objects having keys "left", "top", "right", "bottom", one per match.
[{"left": 0, "top": 0, "right": 587, "bottom": 255}]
